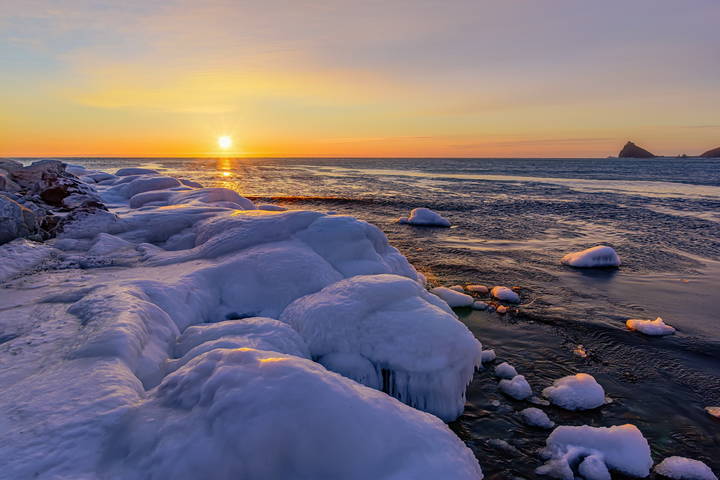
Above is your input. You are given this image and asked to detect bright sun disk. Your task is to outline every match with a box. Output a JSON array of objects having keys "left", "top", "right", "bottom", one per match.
[{"left": 218, "top": 135, "right": 232, "bottom": 150}]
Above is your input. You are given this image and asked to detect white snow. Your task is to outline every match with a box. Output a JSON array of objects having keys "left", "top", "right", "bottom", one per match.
[
  {"left": 499, "top": 374, "right": 532, "bottom": 400},
  {"left": 495, "top": 362, "right": 518, "bottom": 379},
  {"left": 626, "top": 317, "right": 676, "bottom": 336},
  {"left": 542, "top": 373, "right": 605, "bottom": 411},
  {"left": 480, "top": 349, "right": 496, "bottom": 363},
  {"left": 0, "top": 167, "right": 488, "bottom": 478},
  {"left": 280, "top": 274, "right": 482, "bottom": 421},
  {"left": 520, "top": 407, "right": 554, "bottom": 429},
  {"left": 537, "top": 424, "right": 652, "bottom": 479},
  {"left": 490, "top": 286, "right": 520, "bottom": 303},
  {"left": 561, "top": 245, "right": 621, "bottom": 268},
  {"left": 655, "top": 457, "right": 717, "bottom": 480},
  {"left": 430, "top": 286, "right": 475, "bottom": 307},
  {"left": 398, "top": 207, "right": 451, "bottom": 227}
]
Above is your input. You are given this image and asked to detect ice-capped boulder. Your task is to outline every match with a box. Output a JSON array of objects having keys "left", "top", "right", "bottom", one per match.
[
  {"left": 499, "top": 375, "right": 532, "bottom": 400},
  {"left": 398, "top": 207, "right": 451, "bottom": 227},
  {"left": 519, "top": 408, "right": 554, "bottom": 429},
  {"left": 655, "top": 457, "right": 717, "bottom": 480},
  {"left": 430, "top": 286, "right": 475, "bottom": 307},
  {"left": 280, "top": 274, "right": 482, "bottom": 421},
  {"left": 467, "top": 284, "right": 489, "bottom": 294},
  {"left": 626, "top": 317, "right": 676, "bottom": 336},
  {"left": 495, "top": 362, "right": 518, "bottom": 379},
  {"left": 107, "top": 348, "right": 483, "bottom": 480},
  {"left": 537, "top": 424, "right": 652, "bottom": 479},
  {"left": 115, "top": 167, "right": 159, "bottom": 176},
  {"left": 480, "top": 349, "right": 496, "bottom": 363},
  {"left": 491, "top": 286, "right": 520, "bottom": 303},
  {"left": 561, "top": 245, "right": 621, "bottom": 268},
  {"left": 542, "top": 373, "right": 605, "bottom": 411}
]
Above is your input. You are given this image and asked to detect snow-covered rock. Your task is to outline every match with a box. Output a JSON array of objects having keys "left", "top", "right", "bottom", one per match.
[
  {"left": 495, "top": 362, "right": 518, "bottom": 379},
  {"left": 449, "top": 285, "right": 465, "bottom": 292},
  {"left": 472, "top": 300, "right": 489, "bottom": 310},
  {"left": 519, "top": 407, "right": 554, "bottom": 429},
  {"left": 0, "top": 194, "right": 40, "bottom": 244},
  {"left": 626, "top": 317, "right": 676, "bottom": 336},
  {"left": 491, "top": 286, "right": 520, "bottom": 303},
  {"left": 430, "top": 286, "right": 475, "bottom": 308},
  {"left": 106, "top": 175, "right": 182, "bottom": 199},
  {"left": 499, "top": 375, "right": 532, "bottom": 400},
  {"left": 537, "top": 424, "right": 652, "bottom": 479},
  {"left": 0, "top": 239, "right": 57, "bottom": 282},
  {"left": 655, "top": 457, "right": 717, "bottom": 480},
  {"left": 398, "top": 207, "right": 451, "bottom": 227},
  {"left": 280, "top": 274, "right": 482, "bottom": 421},
  {"left": 542, "top": 373, "right": 605, "bottom": 411},
  {"left": 257, "top": 204, "right": 287, "bottom": 211},
  {"left": 561, "top": 245, "right": 621, "bottom": 268},
  {"left": 480, "top": 349, "right": 496, "bottom": 363},
  {"left": 115, "top": 167, "right": 159, "bottom": 176}
]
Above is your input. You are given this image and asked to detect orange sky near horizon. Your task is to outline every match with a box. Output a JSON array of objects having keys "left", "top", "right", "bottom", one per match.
[{"left": 1, "top": 1, "right": 719, "bottom": 158}]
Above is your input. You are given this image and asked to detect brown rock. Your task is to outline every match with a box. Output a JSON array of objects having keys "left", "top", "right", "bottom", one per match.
[
  {"left": 618, "top": 141, "right": 656, "bottom": 158},
  {"left": 700, "top": 146, "right": 720, "bottom": 158}
]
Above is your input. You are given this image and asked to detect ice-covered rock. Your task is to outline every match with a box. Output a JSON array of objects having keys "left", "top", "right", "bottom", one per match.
[
  {"left": 655, "top": 457, "right": 717, "bottom": 480},
  {"left": 398, "top": 207, "right": 451, "bottom": 227},
  {"left": 467, "top": 284, "right": 489, "bottom": 294},
  {"left": 107, "top": 348, "right": 483, "bottom": 479},
  {"left": 449, "top": 285, "right": 465, "bottom": 292},
  {"left": 499, "top": 374, "right": 532, "bottom": 400},
  {"left": 496, "top": 305, "right": 509, "bottom": 314},
  {"left": 519, "top": 407, "right": 554, "bottom": 429},
  {"left": 495, "top": 362, "right": 518, "bottom": 379},
  {"left": 491, "top": 286, "right": 520, "bottom": 303},
  {"left": 472, "top": 300, "right": 489, "bottom": 310},
  {"left": 0, "top": 194, "right": 40, "bottom": 244},
  {"left": 430, "top": 286, "right": 475, "bottom": 308},
  {"left": 481, "top": 349, "right": 496, "bottom": 363},
  {"left": 257, "top": 203, "right": 287, "bottom": 211},
  {"left": 561, "top": 245, "right": 621, "bottom": 268},
  {"left": 626, "top": 317, "right": 676, "bottom": 336},
  {"left": 705, "top": 406, "right": 720, "bottom": 418},
  {"left": 542, "top": 373, "right": 605, "bottom": 411},
  {"left": 537, "top": 424, "right": 652, "bottom": 479},
  {"left": 115, "top": 167, "right": 159, "bottom": 176},
  {"left": 106, "top": 175, "right": 182, "bottom": 199},
  {"left": 280, "top": 274, "right": 482, "bottom": 421},
  {"left": 0, "top": 239, "right": 57, "bottom": 282}
]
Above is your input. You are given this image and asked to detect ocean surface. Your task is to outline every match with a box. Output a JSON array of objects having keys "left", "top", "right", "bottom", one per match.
[{"left": 27, "top": 157, "right": 720, "bottom": 477}]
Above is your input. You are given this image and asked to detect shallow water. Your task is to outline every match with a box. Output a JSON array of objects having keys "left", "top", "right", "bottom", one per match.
[{"left": 32, "top": 156, "right": 720, "bottom": 476}]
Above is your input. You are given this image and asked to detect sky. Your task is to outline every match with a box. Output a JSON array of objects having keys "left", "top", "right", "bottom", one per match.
[{"left": 1, "top": 0, "right": 719, "bottom": 158}]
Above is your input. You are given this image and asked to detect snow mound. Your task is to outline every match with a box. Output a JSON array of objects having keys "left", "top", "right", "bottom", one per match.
[
  {"left": 115, "top": 167, "right": 159, "bottom": 176},
  {"left": 626, "top": 317, "right": 676, "bottom": 336},
  {"left": 495, "top": 362, "right": 518, "bottom": 379},
  {"left": 542, "top": 373, "right": 605, "bottom": 411},
  {"left": 480, "top": 349, "right": 496, "bottom": 363},
  {"left": 108, "top": 348, "right": 483, "bottom": 480},
  {"left": 398, "top": 207, "right": 451, "bottom": 227},
  {"left": 499, "top": 374, "right": 532, "bottom": 400},
  {"left": 519, "top": 407, "right": 554, "bottom": 429},
  {"left": 0, "top": 239, "right": 57, "bottom": 282},
  {"left": 537, "top": 424, "right": 652, "bottom": 479},
  {"left": 106, "top": 175, "right": 182, "bottom": 199},
  {"left": 430, "top": 286, "right": 474, "bottom": 307},
  {"left": 561, "top": 245, "right": 621, "bottom": 268},
  {"left": 491, "top": 286, "right": 520, "bottom": 303},
  {"left": 655, "top": 457, "right": 717, "bottom": 480},
  {"left": 280, "top": 274, "right": 482, "bottom": 421},
  {"left": 129, "top": 187, "right": 256, "bottom": 210}
]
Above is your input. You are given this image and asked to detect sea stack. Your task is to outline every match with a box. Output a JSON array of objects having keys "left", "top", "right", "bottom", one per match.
[
  {"left": 618, "top": 141, "right": 656, "bottom": 158},
  {"left": 700, "top": 146, "right": 720, "bottom": 158}
]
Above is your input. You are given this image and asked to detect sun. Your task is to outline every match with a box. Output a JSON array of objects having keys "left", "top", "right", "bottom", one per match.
[{"left": 217, "top": 135, "right": 233, "bottom": 150}]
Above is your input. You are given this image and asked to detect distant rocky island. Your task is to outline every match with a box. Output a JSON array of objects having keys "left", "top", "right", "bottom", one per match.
[{"left": 617, "top": 141, "right": 720, "bottom": 158}]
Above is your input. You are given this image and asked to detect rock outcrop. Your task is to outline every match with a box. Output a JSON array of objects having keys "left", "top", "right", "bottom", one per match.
[
  {"left": 618, "top": 141, "right": 656, "bottom": 158},
  {"left": 0, "top": 160, "right": 108, "bottom": 245},
  {"left": 700, "top": 146, "right": 720, "bottom": 158}
]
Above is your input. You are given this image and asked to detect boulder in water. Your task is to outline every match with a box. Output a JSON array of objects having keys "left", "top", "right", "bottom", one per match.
[
  {"left": 618, "top": 141, "right": 656, "bottom": 158},
  {"left": 700, "top": 146, "right": 720, "bottom": 158}
]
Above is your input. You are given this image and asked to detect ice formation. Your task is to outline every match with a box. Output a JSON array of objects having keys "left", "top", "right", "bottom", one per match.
[
  {"left": 398, "top": 207, "right": 451, "bottom": 227},
  {"left": 495, "top": 362, "right": 518, "bottom": 379},
  {"left": 561, "top": 245, "right": 621, "bottom": 268},
  {"left": 490, "top": 286, "right": 520, "bottom": 303},
  {"left": 0, "top": 164, "right": 485, "bottom": 478},
  {"left": 280, "top": 274, "right": 482, "bottom": 421},
  {"left": 626, "top": 317, "right": 676, "bottom": 336},
  {"left": 542, "top": 373, "right": 605, "bottom": 411},
  {"left": 537, "top": 424, "right": 652, "bottom": 479},
  {"left": 499, "top": 375, "right": 532, "bottom": 400},
  {"left": 472, "top": 300, "right": 489, "bottom": 310},
  {"left": 430, "top": 286, "right": 475, "bottom": 307},
  {"left": 480, "top": 349, "right": 496, "bottom": 363},
  {"left": 654, "top": 457, "right": 717, "bottom": 480},
  {"left": 519, "top": 407, "right": 555, "bottom": 429}
]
